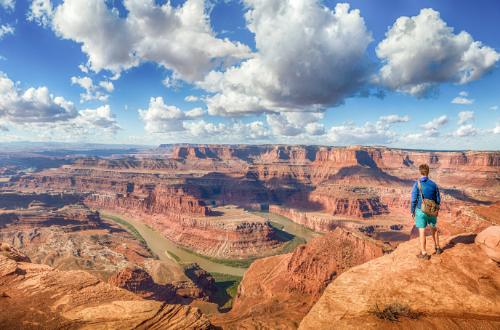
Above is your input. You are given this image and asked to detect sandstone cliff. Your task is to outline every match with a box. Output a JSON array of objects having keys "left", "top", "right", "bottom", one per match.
[
  {"left": 0, "top": 245, "right": 212, "bottom": 329},
  {"left": 10, "top": 144, "right": 499, "bottom": 258},
  {"left": 211, "top": 228, "right": 389, "bottom": 329},
  {"left": 300, "top": 229, "right": 500, "bottom": 329}
]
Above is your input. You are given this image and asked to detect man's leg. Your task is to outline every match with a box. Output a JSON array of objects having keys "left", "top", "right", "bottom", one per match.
[
  {"left": 430, "top": 226, "right": 440, "bottom": 249},
  {"left": 418, "top": 228, "right": 427, "bottom": 255}
]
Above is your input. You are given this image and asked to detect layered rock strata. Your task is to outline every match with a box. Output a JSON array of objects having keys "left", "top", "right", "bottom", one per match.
[
  {"left": 0, "top": 194, "right": 216, "bottom": 305},
  {"left": 211, "top": 228, "right": 389, "bottom": 329},
  {"left": 10, "top": 145, "right": 500, "bottom": 254}
]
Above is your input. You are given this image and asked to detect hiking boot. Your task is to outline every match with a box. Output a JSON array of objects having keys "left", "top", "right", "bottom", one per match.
[
  {"left": 434, "top": 247, "right": 443, "bottom": 255},
  {"left": 416, "top": 253, "right": 430, "bottom": 260}
]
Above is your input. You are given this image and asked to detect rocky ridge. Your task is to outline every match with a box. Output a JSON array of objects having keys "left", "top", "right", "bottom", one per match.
[
  {"left": 300, "top": 228, "right": 500, "bottom": 329},
  {"left": 0, "top": 245, "right": 212, "bottom": 329},
  {"left": 211, "top": 228, "right": 389, "bottom": 329}
]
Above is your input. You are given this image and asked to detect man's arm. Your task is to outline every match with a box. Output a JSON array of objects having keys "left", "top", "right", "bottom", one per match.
[
  {"left": 436, "top": 185, "right": 441, "bottom": 205},
  {"left": 410, "top": 182, "right": 418, "bottom": 217}
]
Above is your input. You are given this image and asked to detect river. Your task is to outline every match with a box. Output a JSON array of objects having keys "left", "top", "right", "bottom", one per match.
[
  {"left": 252, "top": 211, "right": 322, "bottom": 242},
  {"left": 101, "top": 210, "right": 319, "bottom": 277}
]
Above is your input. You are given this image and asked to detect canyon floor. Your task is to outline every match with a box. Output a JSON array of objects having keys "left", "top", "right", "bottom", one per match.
[{"left": 1, "top": 144, "right": 499, "bottom": 329}]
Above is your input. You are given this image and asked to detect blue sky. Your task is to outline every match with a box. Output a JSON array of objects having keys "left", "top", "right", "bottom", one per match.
[{"left": 0, "top": 0, "right": 499, "bottom": 149}]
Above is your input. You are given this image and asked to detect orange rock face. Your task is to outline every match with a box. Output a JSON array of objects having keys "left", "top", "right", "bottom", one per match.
[
  {"left": 0, "top": 247, "right": 212, "bottom": 329},
  {"left": 475, "top": 225, "right": 500, "bottom": 262},
  {"left": 211, "top": 228, "right": 389, "bottom": 329},
  {"left": 108, "top": 263, "right": 217, "bottom": 304},
  {"left": 300, "top": 233, "right": 500, "bottom": 329}
]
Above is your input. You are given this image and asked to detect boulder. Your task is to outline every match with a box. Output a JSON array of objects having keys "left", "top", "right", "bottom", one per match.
[{"left": 475, "top": 225, "right": 500, "bottom": 262}]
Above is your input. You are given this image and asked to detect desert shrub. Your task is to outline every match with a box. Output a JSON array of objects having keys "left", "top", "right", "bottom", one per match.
[{"left": 370, "top": 303, "right": 421, "bottom": 322}]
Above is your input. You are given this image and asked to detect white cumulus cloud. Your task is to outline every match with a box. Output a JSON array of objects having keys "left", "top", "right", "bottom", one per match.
[
  {"left": 138, "top": 97, "right": 204, "bottom": 133},
  {"left": 200, "top": 1, "right": 373, "bottom": 116},
  {"left": 0, "top": 71, "right": 78, "bottom": 123},
  {"left": 376, "top": 8, "right": 499, "bottom": 97},
  {"left": 27, "top": 0, "right": 53, "bottom": 27},
  {"left": 48, "top": 0, "right": 250, "bottom": 81},
  {"left": 70, "top": 76, "right": 113, "bottom": 102},
  {"left": 183, "top": 119, "right": 270, "bottom": 140},
  {"left": 457, "top": 110, "right": 474, "bottom": 125},
  {"left": 184, "top": 95, "right": 199, "bottom": 102},
  {"left": 266, "top": 112, "right": 325, "bottom": 136},
  {"left": 0, "top": 0, "right": 14, "bottom": 10},
  {"left": 421, "top": 115, "right": 448, "bottom": 136},
  {"left": 76, "top": 104, "right": 120, "bottom": 133},
  {"left": 98, "top": 80, "right": 114, "bottom": 93},
  {"left": 327, "top": 114, "right": 408, "bottom": 144},
  {"left": 0, "top": 24, "right": 14, "bottom": 39},
  {"left": 0, "top": 72, "right": 120, "bottom": 138},
  {"left": 453, "top": 124, "right": 478, "bottom": 137},
  {"left": 451, "top": 91, "right": 474, "bottom": 104}
]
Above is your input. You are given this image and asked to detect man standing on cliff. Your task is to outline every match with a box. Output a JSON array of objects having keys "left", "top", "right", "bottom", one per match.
[{"left": 411, "top": 164, "right": 443, "bottom": 259}]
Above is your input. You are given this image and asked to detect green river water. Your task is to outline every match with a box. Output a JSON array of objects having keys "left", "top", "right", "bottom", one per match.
[{"left": 102, "top": 210, "right": 320, "bottom": 277}]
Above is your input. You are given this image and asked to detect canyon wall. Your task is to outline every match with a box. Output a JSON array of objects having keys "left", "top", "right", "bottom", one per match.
[
  {"left": 9, "top": 144, "right": 499, "bottom": 257},
  {"left": 0, "top": 193, "right": 220, "bottom": 307},
  {"left": 85, "top": 193, "right": 283, "bottom": 259},
  {"left": 211, "top": 228, "right": 389, "bottom": 328}
]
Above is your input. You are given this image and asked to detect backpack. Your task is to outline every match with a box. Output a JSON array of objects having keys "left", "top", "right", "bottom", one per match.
[{"left": 417, "top": 180, "right": 440, "bottom": 217}]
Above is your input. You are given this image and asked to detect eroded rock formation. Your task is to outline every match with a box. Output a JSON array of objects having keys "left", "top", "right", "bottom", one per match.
[
  {"left": 211, "top": 228, "right": 390, "bottom": 329},
  {"left": 8, "top": 145, "right": 500, "bottom": 258},
  {"left": 300, "top": 231, "right": 500, "bottom": 329},
  {"left": 0, "top": 193, "right": 217, "bottom": 307},
  {"left": 0, "top": 198, "right": 152, "bottom": 277},
  {"left": 475, "top": 225, "right": 500, "bottom": 262},
  {"left": 0, "top": 246, "right": 212, "bottom": 329}
]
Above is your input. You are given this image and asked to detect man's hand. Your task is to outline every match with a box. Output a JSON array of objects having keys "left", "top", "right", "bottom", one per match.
[{"left": 411, "top": 212, "right": 415, "bottom": 219}]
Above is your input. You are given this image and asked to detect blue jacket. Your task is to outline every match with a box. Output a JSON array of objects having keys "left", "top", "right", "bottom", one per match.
[{"left": 411, "top": 176, "right": 440, "bottom": 215}]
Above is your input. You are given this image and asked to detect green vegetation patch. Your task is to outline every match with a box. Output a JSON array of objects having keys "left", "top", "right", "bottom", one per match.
[
  {"left": 268, "top": 221, "right": 285, "bottom": 230},
  {"left": 101, "top": 213, "right": 147, "bottom": 245},
  {"left": 279, "top": 235, "right": 307, "bottom": 254},
  {"left": 268, "top": 222, "right": 307, "bottom": 254},
  {"left": 210, "top": 272, "right": 242, "bottom": 311},
  {"left": 177, "top": 246, "right": 257, "bottom": 268},
  {"left": 100, "top": 212, "right": 158, "bottom": 258},
  {"left": 166, "top": 251, "right": 181, "bottom": 263}
]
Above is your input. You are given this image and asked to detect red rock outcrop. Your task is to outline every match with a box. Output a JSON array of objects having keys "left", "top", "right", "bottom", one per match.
[
  {"left": 300, "top": 232, "right": 500, "bottom": 329},
  {"left": 0, "top": 246, "right": 212, "bottom": 329},
  {"left": 0, "top": 199, "right": 153, "bottom": 278},
  {"left": 86, "top": 193, "right": 283, "bottom": 259},
  {"left": 211, "top": 228, "right": 389, "bottom": 329},
  {"left": 108, "top": 266, "right": 177, "bottom": 302},
  {"left": 269, "top": 205, "right": 338, "bottom": 232},
  {"left": 0, "top": 194, "right": 218, "bottom": 306},
  {"left": 0, "top": 243, "right": 30, "bottom": 262},
  {"left": 108, "top": 264, "right": 217, "bottom": 304},
  {"left": 475, "top": 225, "right": 500, "bottom": 262}
]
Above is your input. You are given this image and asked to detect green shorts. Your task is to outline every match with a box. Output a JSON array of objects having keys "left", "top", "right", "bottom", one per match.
[{"left": 414, "top": 208, "right": 437, "bottom": 229}]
